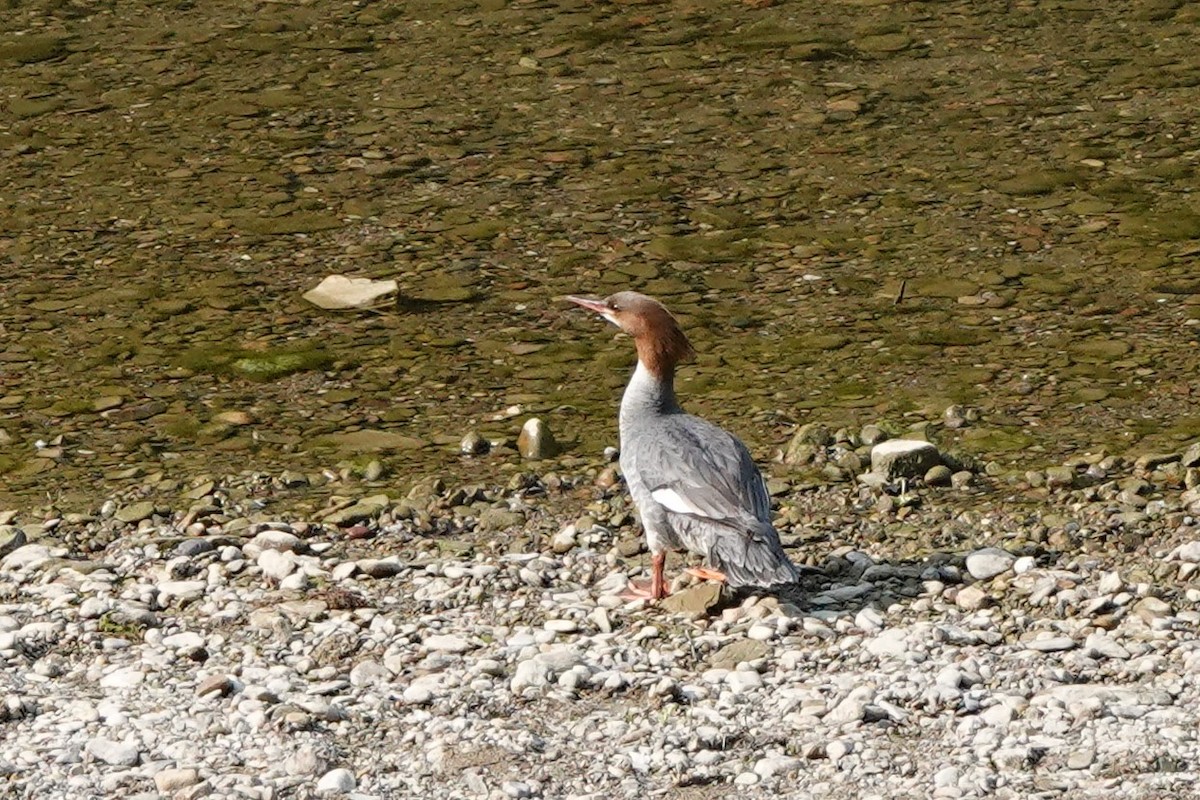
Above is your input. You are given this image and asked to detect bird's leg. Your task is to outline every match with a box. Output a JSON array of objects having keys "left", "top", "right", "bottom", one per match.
[
  {"left": 649, "top": 552, "right": 667, "bottom": 599},
  {"left": 685, "top": 566, "right": 727, "bottom": 583},
  {"left": 620, "top": 552, "right": 669, "bottom": 600}
]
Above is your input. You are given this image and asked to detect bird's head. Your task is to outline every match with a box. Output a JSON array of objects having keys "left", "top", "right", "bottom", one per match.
[{"left": 565, "top": 291, "right": 695, "bottom": 376}]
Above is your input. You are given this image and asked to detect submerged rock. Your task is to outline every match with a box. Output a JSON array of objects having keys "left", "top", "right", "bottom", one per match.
[{"left": 517, "top": 418, "right": 557, "bottom": 460}]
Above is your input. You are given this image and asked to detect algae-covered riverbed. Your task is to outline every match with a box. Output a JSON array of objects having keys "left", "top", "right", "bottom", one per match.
[{"left": 2, "top": 0, "right": 1199, "bottom": 511}]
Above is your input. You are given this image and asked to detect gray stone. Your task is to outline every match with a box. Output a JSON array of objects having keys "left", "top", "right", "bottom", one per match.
[
  {"left": 154, "top": 768, "right": 200, "bottom": 793},
  {"left": 100, "top": 667, "right": 146, "bottom": 689},
  {"left": 550, "top": 524, "right": 577, "bottom": 554},
  {"left": 78, "top": 597, "right": 111, "bottom": 619},
  {"left": 1134, "top": 452, "right": 1178, "bottom": 471},
  {"left": 709, "top": 638, "right": 770, "bottom": 669},
  {"left": 1044, "top": 466, "right": 1075, "bottom": 488},
  {"left": 502, "top": 781, "right": 532, "bottom": 799},
  {"left": 942, "top": 404, "right": 970, "bottom": 429},
  {"left": 1, "top": 544, "right": 51, "bottom": 571},
  {"left": 156, "top": 580, "right": 206, "bottom": 604},
  {"left": 1133, "top": 596, "right": 1172, "bottom": 622},
  {"left": 424, "top": 634, "right": 473, "bottom": 653},
  {"left": 858, "top": 424, "right": 888, "bottom": 446},
  {"left": 478, "top": 507, "right": 525, "bottom": 531},
  {"left": 660, "top": 582, "right": 724, "bottom": 616},
  {"left": 955, "top": 585, "right": 989, "bottom": 611},
  {"left": 248, "top": 530, "right": 302, "bottom": 553},
  {"left": 323, "top": 498, "right": 388, "bottom": 527},
  {"left": 865, "top": 627, "right": 909, "bottom": 658},
  {"left": 162, "top": 632, "right": 205, "bottom": 650},
  {"left": 754, "top": 755, "right": 801, "bottom": 779},
  {"left": 510, "top": 658, "right": 553, "bottom": 692},
  {"left": 924, "top": 465, "right": 952, "bottom": 486},
  {"left": 870, "top": 440, "right": 941, "bottom": 479},
  {"left": 196, "top": 674, "right": 239, "bottom": 698},
  {"left": 726, "top": 670, "right": 764, "bottom": 694},
  {"left": 517, "top": 417, "right": 557, "bottom": 459},
  {"left": 460, "top": 431, "right": 489, "bottom": 455},
  {"left": 1084, "top": 632, "right": 1130, "bottom": 659},
  {"left": 115, "top": 501, "right": 156, "bottom": 524},
  {"left": 965, "top": 548, "right": 1016, "bottom": 580},
  {"left": 1034, "top": 684, "right": 1157, "bottom": 708},
  {"left": 86, "top": 738, "right": 140, "bottom": 766},
  {"left": 316, "top": 767, "right": 356, "bottom": 794},
  {"left": 356, "top": 558, "right": 403, "bottom": 578},
  {"left": 511, "top": 649, "right": 583, "bottom": 692},
  {"left": 933, "top": 767, "right": 959, "bottom": 788},
  {"left": 826, "top": 687, "right": 873, "bottom": 724},
  {"left": 1182, "top": 442, "right": 1200, "bottom": 468},
  {"left": 173, "top": 539, "right": 214, "bottom": 558},
  {"left": 950, "top": 470, "right": 975, "bottom": 489},
  {"left": 1171, "top": 541, "right": 1200, "bottom": 563},
  {"left": 349, "top": 660, "right": 391, "bottom": 687},
  {"left": 1025, "top": 635, "right": 1075, "bottom": 652},
  {"left": 258, "top": 549, "right": 297, "bottom": 581},
  {"left": 285, "top": 745, "right": 327, "bottom": 777},
  {"left": 0, "top": 526, "right": 26, "bottom": 558}
]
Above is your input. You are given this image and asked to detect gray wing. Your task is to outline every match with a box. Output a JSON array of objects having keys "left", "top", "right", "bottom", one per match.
[
  {"left": 625, "top": 414, "right": 771, "bottom": 525},
  {"left": 625, "top": 414, "right": 797, "bottom": 588}
]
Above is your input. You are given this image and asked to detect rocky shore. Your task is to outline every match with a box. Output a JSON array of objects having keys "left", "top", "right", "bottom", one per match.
[{"left": 4, "top": 432, "right": 1200, "bottom": 800}]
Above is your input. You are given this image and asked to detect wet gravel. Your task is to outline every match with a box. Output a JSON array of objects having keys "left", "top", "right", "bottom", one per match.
[{"left": 3, "top": 0, "right": 1200, "bottom": 507}]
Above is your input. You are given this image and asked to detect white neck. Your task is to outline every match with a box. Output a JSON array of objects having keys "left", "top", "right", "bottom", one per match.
[{"left": 619, "top": 360, "right": 680, "bottom": 431}]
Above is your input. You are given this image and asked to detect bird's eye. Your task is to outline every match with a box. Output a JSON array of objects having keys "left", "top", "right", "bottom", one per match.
[{"left": 608, "top": 301, "right": 621, "bottom": 312}]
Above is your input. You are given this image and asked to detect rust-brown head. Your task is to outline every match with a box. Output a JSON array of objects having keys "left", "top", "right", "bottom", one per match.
[{"left": 565, "top": 291, "right": 695, "bottom": 378}]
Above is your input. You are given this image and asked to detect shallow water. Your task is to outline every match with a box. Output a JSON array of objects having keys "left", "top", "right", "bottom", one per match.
[{"left": 2, "top": 0, "right": 1199, "bottom": 509}]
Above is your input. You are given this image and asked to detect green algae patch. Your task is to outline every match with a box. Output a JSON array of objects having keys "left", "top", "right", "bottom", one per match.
[
  {"left": 997, "top": 169, "right": 1082, "bottom": 196},
  {"left": 315, "top": 429, "right": 427, "bottom": 452},
  {"left": 0, "top": 36, "right": 68, "bottom": 64},
  {"left": 1069, "top": 339, "right": 1131, "bottom": 361},
  {"left": 1119, "top": 210, "right": 1200, "bottom": 242},
  {"left": 959, "top": 427, "right": 1035, "bottom": 454},
  {"left": 236, "top": 212, "right": 343, "bottom": 235},
  {"left": 178, "top": 344, "right": 332, "bottom": 382},
  {"left": 644, "top": 233, "right": 759, "bottom": 263},
  {"left": 911, "top": 327, "right": 991, "bottom": 347}
]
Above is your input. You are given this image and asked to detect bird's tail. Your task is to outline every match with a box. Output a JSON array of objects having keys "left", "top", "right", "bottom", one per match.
[{"left": 709, "top": 519, "right": 799, "bottom": 589}]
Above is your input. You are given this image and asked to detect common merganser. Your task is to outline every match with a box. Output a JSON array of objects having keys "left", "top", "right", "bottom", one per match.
[{"left": 566, "top": 291, "right": 799, "bottom": 600}]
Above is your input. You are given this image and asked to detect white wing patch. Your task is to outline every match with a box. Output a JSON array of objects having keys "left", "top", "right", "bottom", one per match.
[{"left": 651, "top": 487, "right": 711, "bottom": 517}]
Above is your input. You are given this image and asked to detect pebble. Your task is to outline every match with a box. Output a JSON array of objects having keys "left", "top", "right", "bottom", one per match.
[
  {"left": 0, "top": 525, "right": 26, "bottom": 558},
  {"left": 965, "top": 547, "right": 1016, "bottom": 580},
  {"left": 1025, "top": 634, "right": 1075, "bottom": 652},
  {"left": 517, "top": 418, "right": 557, "bottom": 459},
  {"left": 196, "top": 674, "right": 239, "bottom": 698},
  {"left": 2, "top": 543, "right": 51, "bottom": 571},
  {"left": 954, "top": 585, "right": 989, "bottom": 611},
  {"left": 754, "top": 755, "right": 801, "bottom": 778},
  {"left": 258, "top": 548, "right": 297, "bottom": 581},
  {"left": 1084, "top": 632, "right": 1130, "bottom": 659},
  {"left": 726, "top": 670, "right": 764, "bottom": 694},
  {"left": 316, "top": 767, "right": 356, "bottom": 794},
  {"left": 424, "top": 634, "right": 473, "bottom": 653},
  {"left": 870, "top": 440, "right": 942, "bottom": 479},
  {"left": 86, "top": 738, "right": 140, "bottom": 766},
  {"left": 2, "top": 456, "right": 1199, "bottom": 800},
  {"left": 114, "top": 501, "right": 155, "bottom": 524},
  {"left": 154, "top": 767, "right": 200, "bottom": 792}
]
